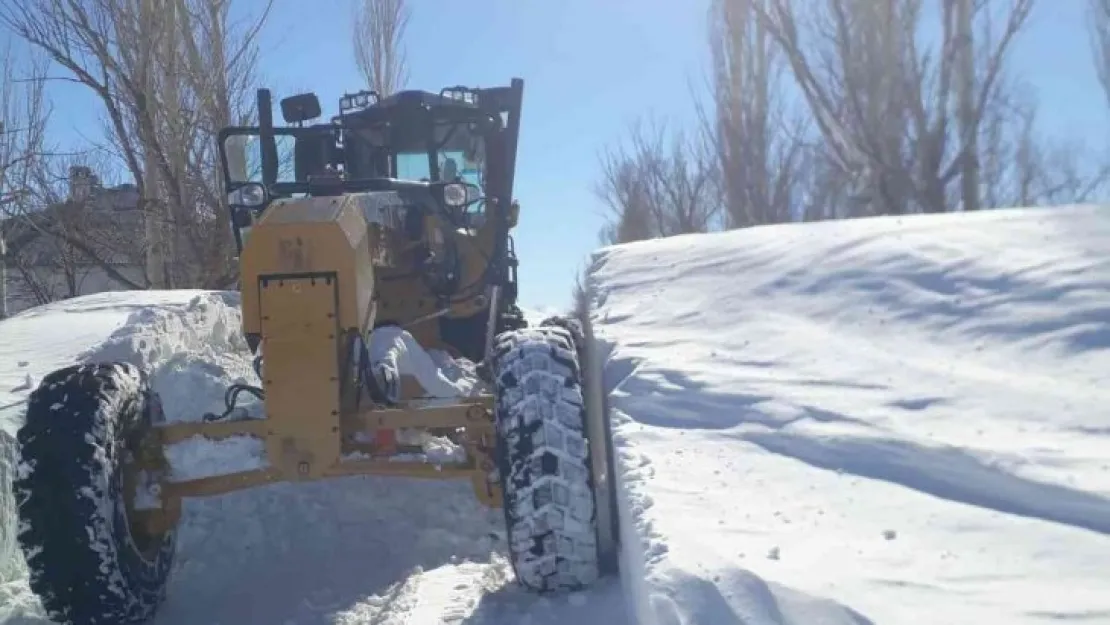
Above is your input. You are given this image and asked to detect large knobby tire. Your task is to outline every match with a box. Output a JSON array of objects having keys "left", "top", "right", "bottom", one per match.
[
  {"left": 15, "top": 363, "right": 176, "bottom": 625},
  {"left": 491, "top": 323, "right": 600, "bottom": 591}
]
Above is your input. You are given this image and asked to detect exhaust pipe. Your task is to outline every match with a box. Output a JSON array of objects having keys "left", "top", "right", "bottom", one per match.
[{"left": 257, "top": 88, "right": 278, "bottom": 187}]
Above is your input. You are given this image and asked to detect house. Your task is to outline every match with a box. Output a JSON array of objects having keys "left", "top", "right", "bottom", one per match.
[{"left": 1, "top": 166, "right": 147, "bottom": 317}]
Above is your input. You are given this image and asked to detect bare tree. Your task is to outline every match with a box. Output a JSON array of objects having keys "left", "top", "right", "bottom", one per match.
[
  {"left": 1091, "top": 0, "right": 1110, "bottom": 107},
  {"left": 1, "top": 0, "right": 272, "bottom": 291},
  {"left": 595, "top": 119, "right": 719, "bottom": 245},
  {"left": 981, "top": 86, "right": 1110, "bottom": 207},
  {"left": 0, "top": 45, "right": 50, "bottom": 317},
  {"left": 750, "top": 0, "right": 1034, "bottom": 215},
  {"left": 707, "top": 0, "right": 810, "bottom": 227},
  {"left": 0, "top": 44, "right": 153, "bottom": 313},
  {"left": 597, "top": 157, "right": 654, "bottom": 245},
  {"left": 164, "top": 0, "right": 271, "bottom": 287},
  {"left": 353, "top": 0, "right": 410, "bottom": 96}
]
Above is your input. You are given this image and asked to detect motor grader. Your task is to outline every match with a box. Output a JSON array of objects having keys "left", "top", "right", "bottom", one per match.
[{"left": 10, "top": 78, "right": 619, "bottom": 625}]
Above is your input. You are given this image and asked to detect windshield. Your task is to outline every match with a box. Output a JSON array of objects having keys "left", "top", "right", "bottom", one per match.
[
  {"left": 221, "top": 121, "right": 487, "bottom": 190},
  {"left": 396, "top": 149, "right": 483, "bottom": 186}
]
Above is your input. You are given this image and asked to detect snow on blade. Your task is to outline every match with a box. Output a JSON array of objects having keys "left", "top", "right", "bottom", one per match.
[
  {"left": 588, "top": 205, "right": 1110, "bottom": 625},
  {"left": 163, "top": 435, "right": 268, "bottom": 483}
]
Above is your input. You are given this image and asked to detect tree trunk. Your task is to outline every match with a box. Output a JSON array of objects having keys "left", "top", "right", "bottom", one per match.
[
  {"left": 0, "top": 231, "right": 7, "bottom": 319},
  {"left": 141, "top": 0, "right": 164, "bottom": 289},
  {"left": 956, "top": 0, "right": 980, "bottom": 211},
  {"left": 163, "top": 0, "right": 180, "bottom": 287}
]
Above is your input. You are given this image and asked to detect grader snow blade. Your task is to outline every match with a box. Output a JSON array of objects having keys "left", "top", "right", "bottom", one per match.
[{"left": 9, "top": 78, "right": 619, "bottom": 625}]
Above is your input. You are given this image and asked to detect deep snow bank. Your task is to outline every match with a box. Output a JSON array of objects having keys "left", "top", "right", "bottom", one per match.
[
  {"left": 0, "top": 290, "right": 233, "bottom": 431},
  {"left": 588, "top": 205, "right": 1110, "bottom": 625}
]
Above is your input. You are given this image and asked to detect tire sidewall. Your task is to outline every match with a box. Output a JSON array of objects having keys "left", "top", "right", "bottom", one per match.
[{"left": 16, "top": 364, "right": 176, "bottom": 625}]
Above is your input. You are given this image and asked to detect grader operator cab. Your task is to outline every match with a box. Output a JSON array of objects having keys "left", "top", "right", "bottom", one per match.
[{"left": 10, "top": 78, "right": 619, "bottom": 625}]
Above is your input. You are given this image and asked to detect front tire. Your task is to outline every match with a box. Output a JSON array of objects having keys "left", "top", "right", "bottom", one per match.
[
  {"left": 15, "top": 363, "right": 176, "bottom": 625},
  {"left": 490, "top": 324, "right": 600, "bottom": 591}
]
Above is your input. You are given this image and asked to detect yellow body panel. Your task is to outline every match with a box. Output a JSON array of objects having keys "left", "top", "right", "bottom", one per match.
[
  {"left": 258, "top": 276, "right": 342, "bottom": 479},
  {"left": 239, "top": 195, "right": 378, "bottom": 336}
]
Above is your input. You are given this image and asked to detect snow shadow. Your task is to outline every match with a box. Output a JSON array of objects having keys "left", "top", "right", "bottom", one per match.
[
  {"left": 615, "top": 377, "right": 772, "bottom": 430},
  {"left": 740, "top": 430, "right": 1110, "bottom": 536},
  {"left": 887, "top": 397, "right": 947, "bottom": 411},
  {"left": 459, "top": 577, "right": 630, "bottom": 625},
  {"left": 0, "top": 457, "right": 533, "bottom": 625},
  {"left": 762, "top": 251, "right": 1110, "bottom": 355},
  {"left": 649, "top": 567, "right": 876, "bottom": 625},
  {"left": 149, "top": 477, "right": 504, "bottom": 625},
  {"left": 611, "top": 367, "right": 870, "bottom": 432}
]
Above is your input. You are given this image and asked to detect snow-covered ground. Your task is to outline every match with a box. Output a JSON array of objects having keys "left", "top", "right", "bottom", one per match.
[
  {"left": 0, "top": 294, "right": 625, "bottom": 624},
  {"left": 590, "top": 204, "right": 1110, "bottom": 625},
  {"left": 0, "top": 204, "right": 1106, "bottom": 624}
]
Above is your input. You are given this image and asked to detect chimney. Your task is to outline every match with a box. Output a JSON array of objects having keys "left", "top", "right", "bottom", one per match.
[{"left": 68, "top": 165, "right": 99, "bottom": 203}]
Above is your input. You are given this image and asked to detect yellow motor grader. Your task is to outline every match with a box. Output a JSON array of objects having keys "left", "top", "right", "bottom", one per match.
[{"left": 11, "top": 78, "right": 618, "bottom": 625}]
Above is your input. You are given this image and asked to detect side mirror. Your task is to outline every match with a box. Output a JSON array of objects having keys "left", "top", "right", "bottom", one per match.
[{"left": 280, "top": 93, "right": 321, "bottom": 124}]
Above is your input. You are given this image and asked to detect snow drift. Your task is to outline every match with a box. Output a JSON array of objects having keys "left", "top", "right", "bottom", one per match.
[{"left": 587, "top": 204, "right": 1110, "bottom": 625}]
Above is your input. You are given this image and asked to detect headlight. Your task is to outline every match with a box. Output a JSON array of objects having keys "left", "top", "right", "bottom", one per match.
[
  {"left": 443, "top": 183, "right": 467, "bottom": 207},
  {"left": 230, "top": 182, "right": 266, "bottom": 208}
]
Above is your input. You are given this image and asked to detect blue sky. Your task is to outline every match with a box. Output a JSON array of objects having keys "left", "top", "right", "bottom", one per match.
[{"left": 19, "top": 0, "right": 1110, "bottom": 310}]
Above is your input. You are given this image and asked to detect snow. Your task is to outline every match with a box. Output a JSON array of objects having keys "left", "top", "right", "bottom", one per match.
[
  {"left": 368, "top": 324, "right": 485, "bottom": 400},
  {"left": 521, "top": 305, "right": 564, "bottom": 326},
  {"left": 0, "top": 289, "right": 627, "bottom": 624},
  {"left": 393, "top": 428, "right": 468, "bottom": 465},
  {"left": 0, "top": 291, "right": 218, "bottom": 431},
  {"left": 0, "top": 203, "right": 1106, "bottom": 624},
  {"left": 163, "top": 435, "right": 268, "bottom": 483},
  {"left": 0, "top": 290, "right": 257, "bottom": 432},
  {"left": 588, "top": 204, "right": 1110, "bottom": 625}
]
